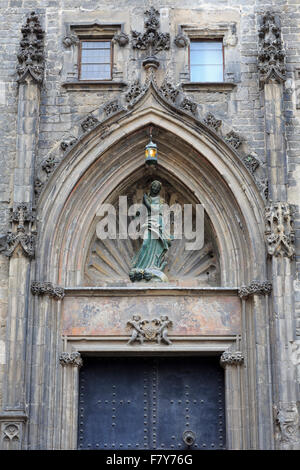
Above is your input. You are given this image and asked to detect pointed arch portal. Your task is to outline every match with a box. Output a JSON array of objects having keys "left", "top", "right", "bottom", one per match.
[{"left": 27, "top": 82, "right": 273, "bottom": 451}]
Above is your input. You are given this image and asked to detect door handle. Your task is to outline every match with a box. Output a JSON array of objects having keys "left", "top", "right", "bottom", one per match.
[{"left": 182, "top": 430, "right": 196, "bottom": 447}]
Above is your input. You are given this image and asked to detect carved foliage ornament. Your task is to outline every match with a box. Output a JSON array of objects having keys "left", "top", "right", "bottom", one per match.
[
  {"left": 203, "top": 113, "right": 222, "bottom": 131},
  {"left": 59, "top": 352, "right": 83, "bottom": 367},
  {"left": 127, "top": 315, "right": 172, "bottom": 345},
  {"left": 258, "top": 11, "right": 286, "bottom": 84},
  {"left": 265, "top": 202, "right": 295, "bottom": 258},
  {"left": 131, "top": 7, "right": 170, "bottom": 54},
  {"left": 31, "top": 281, "right": 65, "bottom": 300},
  {"left": 224, "top": 130, "right": 242, "bottom": 149},
  {"left": 159, "top": 80, "right": 179, "bottom": 103},
  {"left": 17, "top": 11, "right": 45, "bottom": 84},
  {"left": 81, "top": 115, "right": 99, "bottom": 132},
  {"left": 238, "top": 280, "right": 272, "bottom": 299},
  {"left": 220, "top": 351, "right": 244, "bottom": 367}
]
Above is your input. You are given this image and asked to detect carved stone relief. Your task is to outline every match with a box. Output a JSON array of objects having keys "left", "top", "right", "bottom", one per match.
[
  {"left": 224, "top": 130, "right": 242, "bottom": 150},
  {"left": 265, "top": 202, "right": 295, "bottom": 258},
  {"left": 203, "top": 113, "right": 222, "bottom": 131},
  {"left": 274, "top": 403, "right": 299, "bottom": 444},
  {"left": 0, "top": 203, "right": 36, "bottom": 258},
  {"left": 127, "top": 315, "right": 172, "bottom": 345}
]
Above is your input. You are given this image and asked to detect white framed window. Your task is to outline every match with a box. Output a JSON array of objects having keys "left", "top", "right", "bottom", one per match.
[{"left": 190, "top": 40, "right": 224, "bottom": 82}]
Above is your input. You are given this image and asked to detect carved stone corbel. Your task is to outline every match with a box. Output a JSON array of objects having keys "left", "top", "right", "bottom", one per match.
[
  {"left": 62, "top": 33, "right": 79, "bottom": 48},
  {"left": 113, "top": 31, "right": 129, "bottom": 47},
  {"left": 265, "top": 202, "right": 295, "bottom": 258},
  {"left": 238, "top": 280, "right": 273, "bottom": 299},
  {"left": 31, "top": 281, "right": 65, "bottom": 300},
  {"left": 17, "top": 11, "right": 45, "bottom": 84},
  {"left": 174, "top": 33, "right": 189, "bottom": 48},
  {"left": 220, "top": 350, "right": 244, "bottom": 367},
  {"left": 59, "top": 352, "right": 83, "bottom": 367}
]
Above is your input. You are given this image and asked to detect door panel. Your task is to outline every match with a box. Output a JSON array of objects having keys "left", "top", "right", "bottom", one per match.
[{"left": 78, "top": 356, "right": 225, "bottom": 450}]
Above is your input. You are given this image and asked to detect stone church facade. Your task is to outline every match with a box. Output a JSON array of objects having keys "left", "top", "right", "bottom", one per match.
[{"left": 0, "top": 0, "right": 300, "bottom": 450}]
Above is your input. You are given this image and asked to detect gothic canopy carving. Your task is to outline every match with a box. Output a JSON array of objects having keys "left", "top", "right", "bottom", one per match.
[
  {"left": 258, "top": 11, "right": 286, "bottom": 84},
  {"left": 17, "top": 11, "right": 45, "bottom": 84}
]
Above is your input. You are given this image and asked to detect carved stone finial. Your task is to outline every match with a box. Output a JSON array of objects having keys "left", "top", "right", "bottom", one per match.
[
  {"left": 31, "top": 281, "right": 65, "bottom": 300},
  {"left": 127, "top": 315, "right": 172, "bottom": 345},
  {"left": 258, "top": 11, "right": 286, "bottom": 84},
  {"left": 238, "top": 280, "right": 273, "bottom": 299},
  {"left": 265, "top": 202, "right": 295, "bottom": 258},
  {"left": 59, "top": 352, "right": 83, "bottom": 367},
  {"left": 17, "top": 11, "right": 45, "bottom": 84},
  {"left": 131, "top": 7, "right": 170, "bottom": 54},
  {"left": 220, "top": 351, "right": 244, "bottom": 367}
]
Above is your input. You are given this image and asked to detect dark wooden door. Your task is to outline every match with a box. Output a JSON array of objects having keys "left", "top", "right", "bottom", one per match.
[{"left": 78, "top": 356, "right": 225, "bottom": 450}]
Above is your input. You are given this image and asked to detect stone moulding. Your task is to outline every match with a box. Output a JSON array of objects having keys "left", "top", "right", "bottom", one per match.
[
  {"left": 59, "top": 352, "right": 83, "bottom": 367},
  {"left": 238, "top": 280, "right": 273, "bottom": 299},
  {"left": 17, "top": 11, "right": 45, "bottom": 84},
  {"left": 31, "top": 281, "right": 65, "bottom": 300},
  {"left": 258, "top": 11, "right": 286, "bottom": 85},
  {"left": 35, "top": 71, "right": 265, "bottom": 205},
  {"left": 220, "top": 351, "right": 244, "bottom": 367},
  {"left": 265, "top": 202, "right": 295, "bottom": 258}
]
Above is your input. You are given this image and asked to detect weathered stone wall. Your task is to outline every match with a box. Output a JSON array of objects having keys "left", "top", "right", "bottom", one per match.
[{"left": 0, "top": 0, "right": 299, "bottom": 444}]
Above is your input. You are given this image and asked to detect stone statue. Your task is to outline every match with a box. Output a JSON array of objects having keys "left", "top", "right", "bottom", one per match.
[{"left": 129, "top": 180, "right": 172, "bottom": 282}]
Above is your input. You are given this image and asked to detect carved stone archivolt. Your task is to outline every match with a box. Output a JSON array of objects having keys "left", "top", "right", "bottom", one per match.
[
  {"left": 220, "top": 351, "right": 244, "bottom": 367},
  {"left": 31, "top": 281, "right": 65, "bottom": 300},
  {"left": 0, "top": 203, "right": 36, "bottom": 258},
  {"left": 238, "top": 280, "right": 273, "bottom": 299},
  {"left": 59, "top": 352, "right": 83, "bottom": 367},
  {"left": 274, "top": 403, "right": 299, "bottom": 444},
  {"left": 265, "top": 202, "right": 295, "bottom": 258},
  {"left": 258, "top": 11, "right": 286, "bottom": 84},
  {"left": 17, "top": 11, "right": 45, "bottom": 84},
  {"left": 127, "top": 315, "right": 172, "bottom": 345},
  {"left": 132, "top": 7, "right": 170, "bottom": 55}
]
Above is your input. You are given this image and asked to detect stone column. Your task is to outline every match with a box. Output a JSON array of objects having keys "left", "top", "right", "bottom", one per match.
[
  {"left": 59, "top": 352, "right": 83, "bottom": 450},
  {"left": 258, "top": 11, "right": 299, "bottom": 449},
  {"left": 239, "top": 280, "right": 273, "bottom": 449},
  {"left": 220, "top": 350, "right": 244, "bottom": 450},
  {"left": 0, "top": 12, "right": 44, "bottom": 450}
]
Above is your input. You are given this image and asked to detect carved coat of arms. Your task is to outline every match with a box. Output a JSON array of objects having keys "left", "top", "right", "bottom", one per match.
[{"left": 127, "top": 315, "right": 172, "bottom": 345}]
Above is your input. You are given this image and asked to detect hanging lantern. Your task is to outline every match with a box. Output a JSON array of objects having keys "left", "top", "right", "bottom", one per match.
[{"left": 145, "top": 134, "right": 158, "bottom": 166}]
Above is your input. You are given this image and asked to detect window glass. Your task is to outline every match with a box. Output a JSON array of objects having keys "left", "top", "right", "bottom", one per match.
[
  {"left": 190, "top": 41, "right": 223, "bottom": 82},
  {"left": 80, "top": 41, "right": 111, "bottom": 80}
]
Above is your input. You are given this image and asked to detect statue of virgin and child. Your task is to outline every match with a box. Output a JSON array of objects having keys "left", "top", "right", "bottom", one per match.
[{"left": 129, "top": 180, "right": 172, "bottom": 282}]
